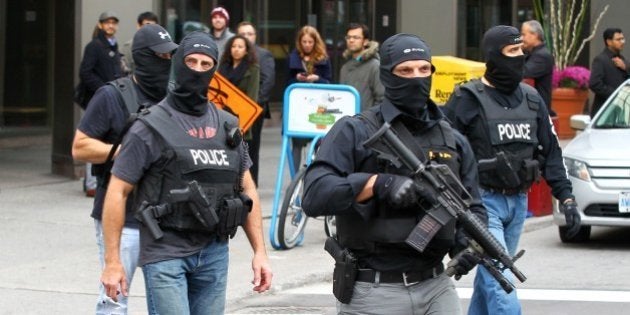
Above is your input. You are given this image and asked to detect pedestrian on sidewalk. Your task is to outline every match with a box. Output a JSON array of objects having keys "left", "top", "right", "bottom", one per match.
[
  {"left": 78, "top": 11, "right": 125, "bottom": 197},
  {"left": 100, "top": 32, "right": 272, "bottom": 315},
  {"left": 120, "top": 11, "right": 159, "bottom": 75},
  {"left": 286, "top": 25, "right": 332, "bottom": 171},
  {"left": 340, "top": 23, "right": 384, "bottom": 111},
  {"left": 238, "top": 21, "right": 276, "bottom": 186},
  {"left": 589, "top": 27, "right": 630, "bottom": 117},
  {"left": 72, "top": 24, "right": 177, "bottom": 314}
]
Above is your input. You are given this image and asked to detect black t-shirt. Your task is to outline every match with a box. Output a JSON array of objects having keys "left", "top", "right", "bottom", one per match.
[
  {"left": 111, "top": 101, "right": 252, "bottom": 266},
  {"left": 78, "top": 81, "right": 152, "bottom": 227}
]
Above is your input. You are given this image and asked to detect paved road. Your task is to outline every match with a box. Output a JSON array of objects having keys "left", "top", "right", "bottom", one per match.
[{"left": 229, "top": 224, "right": 630, "bottom": 315}]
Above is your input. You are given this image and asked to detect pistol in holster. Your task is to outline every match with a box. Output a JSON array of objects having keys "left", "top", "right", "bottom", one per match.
[
  {"left": 324, "top": 237, "right": 358, "bottom": 304},
  {"left": 478, "top": 151, "right": 521, "bottom": 186}
]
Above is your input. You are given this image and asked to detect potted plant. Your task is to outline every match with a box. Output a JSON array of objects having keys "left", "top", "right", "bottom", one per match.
[
  {"left": 551, "top": 66, "right": 591, "bottom": 137},
  {"left": 533, "top": 0, "right": 609, "bottom": 138}
]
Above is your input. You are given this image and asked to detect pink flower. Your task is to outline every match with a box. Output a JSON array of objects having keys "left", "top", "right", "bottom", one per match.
[{"left": 552, "top": 66, "right": 590, "bottom": 90}]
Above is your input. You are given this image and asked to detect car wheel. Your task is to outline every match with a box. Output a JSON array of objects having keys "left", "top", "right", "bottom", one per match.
[{"left": 558, "top": 225, "right": 591, "bottom": 243}]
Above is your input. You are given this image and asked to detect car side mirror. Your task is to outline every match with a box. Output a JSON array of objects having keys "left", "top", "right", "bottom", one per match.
[{"left": 570, "top": 115, "right": 591, "bottom": 131}]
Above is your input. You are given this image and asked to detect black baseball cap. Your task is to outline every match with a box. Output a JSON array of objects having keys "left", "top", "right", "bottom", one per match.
[{"left": 132, "top": 24, "right": 178, "bottom": 53}]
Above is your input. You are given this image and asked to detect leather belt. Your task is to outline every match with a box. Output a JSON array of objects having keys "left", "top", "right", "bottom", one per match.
[
  {"left": 356, "top": 264, "right": 444, "bottom": 286},
  {"left": 482, "top": 186, "right": 525, "bottom": 196}
]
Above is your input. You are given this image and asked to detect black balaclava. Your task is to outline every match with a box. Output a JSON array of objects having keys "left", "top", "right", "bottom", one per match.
[
  {"left": 379, "top": 33, "right": 435, "bottom": 119},
  {"left": 133, "top": 48, "right": 171, "bottom": 101},
  {"left": 132, "top": 24, "right": 178, "bottom": 102},
  {"left": 167, "top": 31, "right": 218, "bottom": 116},
  {"left": 482, "top": 25, "right": 525, "bottom": 94}
]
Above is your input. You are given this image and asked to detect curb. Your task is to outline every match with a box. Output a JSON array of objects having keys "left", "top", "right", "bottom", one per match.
[{"left": 523, "top": 214, "right": 554, "bottom": 233}]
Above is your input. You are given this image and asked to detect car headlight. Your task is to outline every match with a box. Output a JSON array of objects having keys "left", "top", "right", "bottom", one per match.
[{"left": 564, "top": 157, "right": 591, "bottom": 182}]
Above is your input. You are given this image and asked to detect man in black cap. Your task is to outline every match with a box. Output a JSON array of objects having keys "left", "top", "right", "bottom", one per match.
[
  {"left": 78, "top": 11, "right": 124, "bottom": 197},
  {"left": 444, "top": 25, "right": 580, "bottom": 315},
  {"left": 73, "top": 23, "right": 177, "bottom": 314},
  {"left": 302, "top": 33, "right": 485, "bottom": 314},
  {"left": 100, "top": 31, "right": 272, "bottom": 314}
]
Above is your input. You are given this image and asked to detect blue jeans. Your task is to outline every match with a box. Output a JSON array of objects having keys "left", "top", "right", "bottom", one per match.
[
  {"left": 468, "top": 189, "right": 527, "bottom": 315},
  {"left": 142, "top": 240, "right": 229, "bottom": 315},
  {"left": 95, "top": 219, "right": 140, "bottom": 315},
  {"left": 85, "top": 162, "right": 97, "bottom": 190}
]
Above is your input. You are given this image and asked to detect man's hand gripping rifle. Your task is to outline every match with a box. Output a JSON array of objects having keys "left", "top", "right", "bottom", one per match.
[{"left": 363, "top": 122, "right": 526, "bottom": 293}]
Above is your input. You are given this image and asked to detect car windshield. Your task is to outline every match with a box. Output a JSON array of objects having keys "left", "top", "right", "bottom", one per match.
[{"left": 594, "top": 84, "right": 630, "bottom": 129}]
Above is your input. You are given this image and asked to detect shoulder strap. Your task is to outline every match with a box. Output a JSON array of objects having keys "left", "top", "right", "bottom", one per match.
[
  {"left": 109, "top": 77, "right": 140, "bottom": 114},
  {"left": 104, "top": 77, "right": 141, "bottom": 164}
]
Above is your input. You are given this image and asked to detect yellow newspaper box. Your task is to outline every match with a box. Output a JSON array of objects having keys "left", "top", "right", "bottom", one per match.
[{"left": 431, "top": 56, "right": 486, "bottom": 105}]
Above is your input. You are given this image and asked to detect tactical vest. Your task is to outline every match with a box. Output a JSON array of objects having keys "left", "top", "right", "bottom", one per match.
[
  {"left": 460, "top": 80, "right": 540, "bottom": 190},
  {"left": 133, "top": 105, "right": 247, "bottom": 237},
  {"left": 335, "top": 109, "right": 461, "bottom": 257}
]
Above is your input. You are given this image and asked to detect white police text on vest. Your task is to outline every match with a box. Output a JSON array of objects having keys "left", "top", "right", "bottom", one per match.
[
  {"left": 497, "top": 123, "right": 531, "bottom": 141},
  {"left": 190, "top": 149, "right": 230, "bottom": 166}
]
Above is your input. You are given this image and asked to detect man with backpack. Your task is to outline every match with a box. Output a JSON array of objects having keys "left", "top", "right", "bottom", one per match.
[{"left": 71, "top": 23, "right": 177, "bottom": 314}]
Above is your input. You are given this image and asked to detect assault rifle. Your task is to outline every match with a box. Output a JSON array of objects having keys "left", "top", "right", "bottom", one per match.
[{"left": 363, "top": 122, "right": 526, "bottom": 293}]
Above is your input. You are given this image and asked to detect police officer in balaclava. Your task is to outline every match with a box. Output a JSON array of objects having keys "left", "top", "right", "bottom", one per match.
[
  {"left": 445, "top": 25, "right": 579, "bottom": 315},
  {"left": 302, "top": 33, "right": 486, "bottom": 314},
  {"left": 101, "top": 31, "right": 272, "bottom": 314},
  {"left": 73, "top": 23, "right": 177, "bottom": 313},
  {"left": 167, "top": 31, "right": 219, "bottom": 115},
  {"left": 131, "top": 23, "right": 176, "bottom": 102}
]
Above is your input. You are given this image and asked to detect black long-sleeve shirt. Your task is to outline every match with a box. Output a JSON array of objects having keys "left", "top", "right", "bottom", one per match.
[
  {"left": 524, "top": 43, "right": 554, "bottom": 114},
  {"left": 444, "top": 83, "right": 574, "bottom": 202},
  {"left": 302, "top": 100, "right": 486, "bottom": 270},
  {"left": 255, "top": 46, "right": 275, "bottom": 104},
  {"left": 589, "top": 48, "right": 630, "bottom": 116}
]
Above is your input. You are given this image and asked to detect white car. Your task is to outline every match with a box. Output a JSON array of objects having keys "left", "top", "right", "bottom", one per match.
[{"left": 553, "top": 80, "right": 630, "bottom": 242}]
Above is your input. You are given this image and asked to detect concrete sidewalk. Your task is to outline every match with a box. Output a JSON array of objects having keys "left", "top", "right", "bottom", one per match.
[{"left": 0, "top": 126, "right": 553, "bottom": 314}]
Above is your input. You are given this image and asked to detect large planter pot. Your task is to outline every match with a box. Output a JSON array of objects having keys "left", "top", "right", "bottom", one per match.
[{"left": 551, "top": 88, "right": 589, "bottom": 139}]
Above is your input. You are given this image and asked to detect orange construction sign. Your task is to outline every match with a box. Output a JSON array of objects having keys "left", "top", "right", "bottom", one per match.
[{"left": 207, "top": 73, "right": 263, "bottom": 132}]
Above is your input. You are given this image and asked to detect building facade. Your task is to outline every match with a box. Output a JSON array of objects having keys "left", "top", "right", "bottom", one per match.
[{"left": 0, "top": 0, "right": 627, "bottom": 177}]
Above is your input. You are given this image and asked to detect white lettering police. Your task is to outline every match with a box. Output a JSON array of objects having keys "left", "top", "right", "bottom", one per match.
[
  {"left": 190, "top": 149, "right": 230, "bottom": 166},
  {"left": 497, "top": 123, "right": 531, "bottom": 141}
]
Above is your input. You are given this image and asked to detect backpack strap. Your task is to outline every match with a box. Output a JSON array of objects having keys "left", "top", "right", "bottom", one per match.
[{"left": 104, "top": 77, "right": 141, "bottom": 164}]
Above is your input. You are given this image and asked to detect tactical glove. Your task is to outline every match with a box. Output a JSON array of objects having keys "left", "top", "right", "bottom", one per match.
[
  {"left": 447, "top": 247, "right": 480, "bottom": 280},
  {"left": 373, "top": 174, "right": 436, "bottom": 209},
  {"left": 561, "top": 199, "right": 581, "bottom": 238}
]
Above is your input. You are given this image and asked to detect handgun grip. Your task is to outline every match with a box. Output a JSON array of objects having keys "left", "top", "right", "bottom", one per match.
[{"left": 138, "top": 203, "right": 164, "bottom": 240}]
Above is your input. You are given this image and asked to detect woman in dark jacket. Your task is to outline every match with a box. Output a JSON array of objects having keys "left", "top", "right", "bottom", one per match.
[
  {"left": 287, "top": 25, "right": 332, "bottom": 85},
  {"left": 286, "top": 26, "right": 332, "bottom": 170},
  {"left": 218, "top": 34, "right": 261, "bottom": 179},
  {"left": 219, "top": 35, "right": 260, "bottom": 105}
]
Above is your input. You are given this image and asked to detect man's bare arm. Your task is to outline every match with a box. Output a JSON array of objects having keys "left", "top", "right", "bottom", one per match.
[
  {"left": 100, "top": 175, "right": 135, "bottom": 301},
  {"left": 241, "top": 170, "right": 272, "bottom": 292},
  {"left": 72, "top": 129, "right": 117, "bottom": 163}
]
